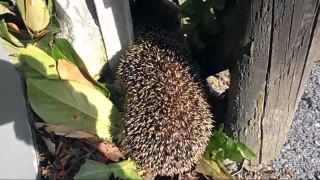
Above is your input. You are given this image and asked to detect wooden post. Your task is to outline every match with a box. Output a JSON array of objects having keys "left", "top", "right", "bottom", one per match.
[{"left": 226, "top": 0, "right": 320, "bottom": 164}]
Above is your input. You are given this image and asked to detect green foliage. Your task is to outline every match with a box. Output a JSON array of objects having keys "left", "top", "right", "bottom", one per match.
[
  {"left": 0, "top": 0, "right": 59, "bottom": 43},
  {"left": 74, "top": 159, "right": 142, "bottom": 180},
  {"left": 196, "top": 124, "right": 256, "bottom": 179},
  {"left": 204, "top": 124, "right": 256, "bottom": 162},
  {"left": 179, "top": 0, "right": 225, "bottom": 39}
]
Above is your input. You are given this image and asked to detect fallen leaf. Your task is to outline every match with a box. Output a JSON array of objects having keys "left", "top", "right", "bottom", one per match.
[
  {"left": 35, "top": 122, "right": 97, "bottom": 139},
  {"left": 85, "top": 139, "right": 123, "bottom": 162},
  {"left": 57, "top": 59, "right": 95, "bottom": 88},
  {"left": 6, "top": 22, "right": 30, "bottom": 36},
  {"left": 195, "top": 158, "right": 230, "bottom": 180},
  {"left": 28, "top": 79, "right": 121, "bottom": 140}
]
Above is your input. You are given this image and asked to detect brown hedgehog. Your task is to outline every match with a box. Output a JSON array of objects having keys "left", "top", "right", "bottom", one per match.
[{"left": 116, "top": 24, "right": 213, "bottom": 177}]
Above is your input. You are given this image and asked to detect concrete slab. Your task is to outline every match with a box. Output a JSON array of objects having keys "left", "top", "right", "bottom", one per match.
[{"left": 0, "top": 43, "right": 38, "bottom": 179}]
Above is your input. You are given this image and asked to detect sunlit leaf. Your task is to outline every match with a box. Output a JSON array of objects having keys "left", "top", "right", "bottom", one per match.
[
  {"left": 27, "top": 78, "right": 121, "bottom": 140},
  {"left": 74, "top": 159, "right": 141, "bottom": 180},
  {"left": 19, "top": 45, "right": 59, "bottom": 79},
  {"left": 57, "top": 59, "right": 95, "bottom": 88},
  {"left": 17, "top": 0, "right": 51, "bottom": 32}
]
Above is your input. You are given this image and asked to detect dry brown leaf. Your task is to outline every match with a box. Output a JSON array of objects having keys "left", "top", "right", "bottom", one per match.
[
  {"left": 57, "top": 59, "right": 95, "bottom": 88},
  {"left": 85, "top": 138, "right": 124, "bottom": 162},
  {"left": 6, "top": 22, "right": 30, "bottom": 36},
  {"left": 34, "top": 122, "right": 96, "bottom": 139}
]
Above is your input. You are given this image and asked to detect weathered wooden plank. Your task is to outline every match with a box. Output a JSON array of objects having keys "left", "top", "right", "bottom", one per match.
[{"left": 226, "top": 0, "right": 320, "bottom": 163}]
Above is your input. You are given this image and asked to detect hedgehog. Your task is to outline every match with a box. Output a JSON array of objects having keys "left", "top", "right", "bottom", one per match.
[{"left": 116, "top": 24, "right": 213, "bottom": 177}]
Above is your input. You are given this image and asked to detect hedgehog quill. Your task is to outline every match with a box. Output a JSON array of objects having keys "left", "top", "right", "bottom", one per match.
[{"left": 116, "top": 25, "right": 213, "bottom": 177}]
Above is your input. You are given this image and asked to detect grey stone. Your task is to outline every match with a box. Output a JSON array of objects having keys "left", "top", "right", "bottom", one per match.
[{"left": 55, "top": 0, "right": 108, "bottom": 77}]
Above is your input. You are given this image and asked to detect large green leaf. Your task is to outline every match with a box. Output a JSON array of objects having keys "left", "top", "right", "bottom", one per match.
[
  {"left": 74, "top": 159, "right": 141, "bottom": 180},
  {"left": 20, "top": 45, "right": 59, "bottom": 79},
  {"left": 52, "top": 38, "right": 110, "bottom": 97},
  {"left": 16, "top": 0, "right": 51, "bottom": 32},
  {"left": 27, "top": 78, "right": 121, "bottom": 140}
]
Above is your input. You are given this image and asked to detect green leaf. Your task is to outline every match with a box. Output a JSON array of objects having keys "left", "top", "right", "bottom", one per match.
[
  {"left": 236, "top": 141, "right": 256, "bottom": 160},
  {"left": 203, "top": 124, "right": 256, "bottom": 163},
  {"left": 52, "top": 38, "right": 110, "bottom": 97},
  {"left": 195, "top": 158, "right": 229, "bottom": 180},
  {"left": 74, "top": 159, "right": 142, "bottom": 180},
  {"left": 34, "top": 33, "right": 53, "bottom": 55},
  {"left": 27, "top": 78, "right": 121, "bottom": 140},
  {"left": 20, "top": 45, "right": 59, "bottom": 79},
  {"left": 0, "top": 19, "right": 24, "bottom": 46},
  {"left": 17, "top": 0, "right": 51, "bottom": 32}
]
